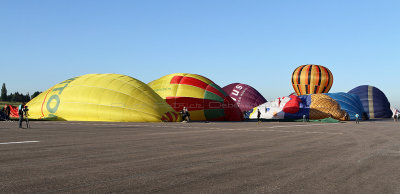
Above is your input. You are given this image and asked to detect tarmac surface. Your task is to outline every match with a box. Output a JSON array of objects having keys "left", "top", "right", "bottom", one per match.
[{"left": 0, "top": 120, "right": 400, "bottom": 193}]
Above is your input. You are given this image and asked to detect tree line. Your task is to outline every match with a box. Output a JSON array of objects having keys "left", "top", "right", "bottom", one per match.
[{"left": 1, "top": 83, "right": 41, "bottom": 102}]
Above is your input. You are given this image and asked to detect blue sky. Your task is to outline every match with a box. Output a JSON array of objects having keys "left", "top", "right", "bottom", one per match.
[{"left": 1, "top": 0, "right": 399, "bottom": 107}]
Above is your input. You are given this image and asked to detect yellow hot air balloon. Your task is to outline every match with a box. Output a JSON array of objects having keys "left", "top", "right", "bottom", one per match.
[
  {"left": 291, "top": 64, "right": 333, "bottom": 95},
  {"left": 26, "top": 74, "right": 179, "bottom": 122}
]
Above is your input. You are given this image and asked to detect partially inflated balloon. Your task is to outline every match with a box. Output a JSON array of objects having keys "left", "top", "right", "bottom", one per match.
[
  {"left": 308, "top": 94, "right": 346, "bottom": 120},
  {"left": 291, "top": 64, "right": 333, "bottom": 95},
  {"left": 223, "top": 83, "right": 267, "bottom": 112},
  {"left": 324, "top": 92, "right": 366, "bottom": 120},
  {"left": 348, "top": 85, "right": 392, "bottom": 119},
  {"left": 148, "top": 73, "right": 243, "bottom": 121},
  {"left": 26, "top": 74, "right": 180, "bottom": 122},
  {"left": 246, "top": 94, "right": 346, "bottom": 121}
]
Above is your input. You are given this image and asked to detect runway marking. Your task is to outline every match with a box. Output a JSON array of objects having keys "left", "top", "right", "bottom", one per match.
[{"left": 0, "top": 140, "right": 40, "bottom": 145}]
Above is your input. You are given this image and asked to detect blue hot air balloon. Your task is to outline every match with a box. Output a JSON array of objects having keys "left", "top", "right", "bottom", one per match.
[
  {"left": 348, "top": 85, "right": 392, "bottom": 119},
  {"left": 324, "top": 92, "right": 366, "bottom": 120}
]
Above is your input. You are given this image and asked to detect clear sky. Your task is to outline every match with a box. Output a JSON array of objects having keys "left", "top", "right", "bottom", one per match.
[{"left": 1, "top": 0, "right": 399, "bottom": 107}]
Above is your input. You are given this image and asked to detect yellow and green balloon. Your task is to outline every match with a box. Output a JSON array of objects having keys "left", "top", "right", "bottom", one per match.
[{"left": 27, "top": 74, "right": 180, "bottom": 122}]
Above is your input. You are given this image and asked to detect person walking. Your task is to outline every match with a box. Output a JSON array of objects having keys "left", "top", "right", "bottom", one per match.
[
  {"left": 394, "top": 114, "right": 397, "bottom": 122},
  {"left": 257, "top": 109, "right": 261, "bottom": 124},
  {"left": 355, "top": 113, "right": 360, "bottom": 124}
]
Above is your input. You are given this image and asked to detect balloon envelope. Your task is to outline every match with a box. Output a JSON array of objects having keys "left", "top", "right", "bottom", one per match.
[
  {"left": 246, "top": 94, "right": 346, "bottom": 121},
  {"left": 291, "top": 64, "right": 333, "bottom": 95},
  {"left": 348, "top": 85, "right": 392, "bottom": 119},
  {"left": 223, "top": 83, "right": 267, "bottom": 112},
  {"left": 27, "top": 74, "right": 179, "bottom": 122},
  {"left": 324, "top": 92, "right": 366, "bottom": 120},
  {"left": 148, "top": 73, "right": 243, "bottom": 121}
]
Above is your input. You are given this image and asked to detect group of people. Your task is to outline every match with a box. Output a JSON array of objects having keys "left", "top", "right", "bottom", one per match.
[
  {"left": 0, "top": 103, "right": 29, "bottom": 128},
  {"left": 0, "top": 104, "right": 11, "bottom": 120}
]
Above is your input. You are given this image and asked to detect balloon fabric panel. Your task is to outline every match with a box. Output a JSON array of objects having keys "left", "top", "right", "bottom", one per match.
[
  {"left": 309, "top": 94, "right": 346, "bottom": 120},
  {"left": 148, "top": 73, "right": 242, "bottom": 121},
  {"left": 26, "top": 74, "right": 179, "bottom": 122},
  {"left": 223, "top": 83, "right": 267, "bottom": 112},
  {"left": 348, "top": 85, "right": 392, "bottom": 119},
  {"left": 324, "top": 92, "right": 365, "bottom": 120}
]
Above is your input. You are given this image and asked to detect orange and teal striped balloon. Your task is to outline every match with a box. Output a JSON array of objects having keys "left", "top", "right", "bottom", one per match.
[{"left": 291, "top": 64, "right": 333, "bottom": 95}]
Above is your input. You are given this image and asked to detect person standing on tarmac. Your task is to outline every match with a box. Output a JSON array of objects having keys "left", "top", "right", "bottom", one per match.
[
  {"left": 181, "top": 107, "right": 190, "bottom": 122},
  {"left": 257, "top": 109, "right": 261, "bottom": 124},
  {"left": 18, "top": 103, "right": 25, "bottom": 128},
  {"left": 180, "top": 107, "right": 187, "bottom": 122},
  {"left": 355, "top": 113, "right": 360, "bottom": 124},
  {"left": 5, "top": 104, "right": 11, "bottom": 121},
  {"left": 184, "top": 107, "right": 190, "bottom": 122}
]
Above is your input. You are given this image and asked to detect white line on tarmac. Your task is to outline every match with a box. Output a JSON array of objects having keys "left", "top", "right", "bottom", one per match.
[{"left": 0, "top": 141, "right": 40, "bottom": 145}]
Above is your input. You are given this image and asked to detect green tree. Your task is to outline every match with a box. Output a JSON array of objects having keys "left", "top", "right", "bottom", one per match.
[
  {"left": 31, "top": 91, "right": 41, "bottom": 99},
  {"left": 1, "top": 83, "right": 7, "bottom": 101}
]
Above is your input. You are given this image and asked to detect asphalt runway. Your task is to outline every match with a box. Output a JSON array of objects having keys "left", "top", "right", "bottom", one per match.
[{"left": 0, "top": 120, "right": 400, "bottom": 193}]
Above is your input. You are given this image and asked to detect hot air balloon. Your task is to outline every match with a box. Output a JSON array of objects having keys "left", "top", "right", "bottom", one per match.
[
  {"left": 246, "top": 94, "right": 346, "bottom": 121},
  {"left": 324, "top": 92, "right": 366, "bottom": 120},
  {"left": 26, "top": 74, "right": 180, "bottom": 122},
  {"left": 222, "top": 83, "right": 267, "bottom": 112},
  {"left": 291, "top": 64, "right": 333, "bottom": 95},
  {"left": 148, "top": 73, "right": 243, "bottom": 121},
  {"left": 348, "top": 85, "right": 392, "bottom": 119}
]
